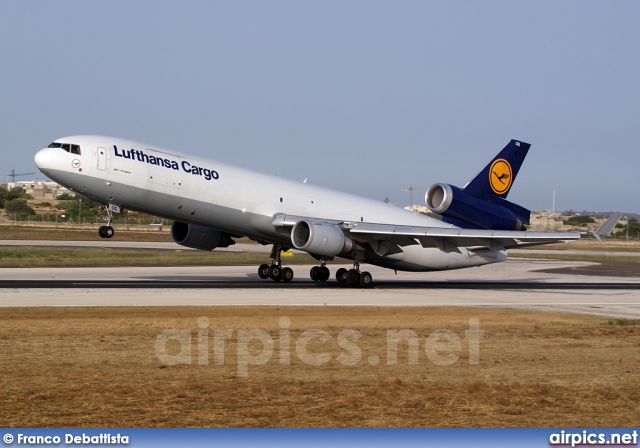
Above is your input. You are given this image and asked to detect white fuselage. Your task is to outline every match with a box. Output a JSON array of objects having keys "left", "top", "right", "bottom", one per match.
[{"left": 34, "top": 136, "right": 506, "bottom": 271}]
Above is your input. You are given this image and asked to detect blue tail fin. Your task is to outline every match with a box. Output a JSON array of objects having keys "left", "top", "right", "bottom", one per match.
[{"left": 463, "top": 139, "right": 530, "bottom": 200}]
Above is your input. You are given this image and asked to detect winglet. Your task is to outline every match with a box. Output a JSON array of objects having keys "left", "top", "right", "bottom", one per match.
[{"left": 590, "top": 212, "right": 623, "bottom": 242}]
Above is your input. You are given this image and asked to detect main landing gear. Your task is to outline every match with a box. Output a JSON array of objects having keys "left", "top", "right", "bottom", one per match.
[
  {"left": 309, "top": 263, "right": 330, "bottom": 282},
  {"left": 258, "top": 244, "right": 294, "bottom": 283},
  {"left": 98, "top": 205, "right": 115, "bottom": 239},
  {"left": 256, "top": 246, "right": 373, "bottom": 287},
  {"left": 335, "top": 262, "right": 372, "bottom": 287}
]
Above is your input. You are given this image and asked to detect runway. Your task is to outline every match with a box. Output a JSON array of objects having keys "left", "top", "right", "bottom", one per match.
[
  {"left": 2, "top": 279, "right": 639, "bottom": 290},
  {"left": 1, "top": 259, "right": 639, "bottom": 318}
]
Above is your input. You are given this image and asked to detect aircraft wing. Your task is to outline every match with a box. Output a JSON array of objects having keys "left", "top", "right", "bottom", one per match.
[
  {"left": 272, "top": 214, "right": 581, "bottom": 255},
  {"left": 272, "top": 212, "right": 619, "bottom": 255},
  {"left": 348, "top": 223, "right": 581, "bottom": 253}
]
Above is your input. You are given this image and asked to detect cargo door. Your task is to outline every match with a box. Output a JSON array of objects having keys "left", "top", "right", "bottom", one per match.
[{"left": 97, "top": 147, "right": 107, "bottom": 171}]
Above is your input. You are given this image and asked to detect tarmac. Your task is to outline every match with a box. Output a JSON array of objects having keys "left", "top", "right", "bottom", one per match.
[{"left": 1, "top": 258, "right": 639, "bottom": 319}]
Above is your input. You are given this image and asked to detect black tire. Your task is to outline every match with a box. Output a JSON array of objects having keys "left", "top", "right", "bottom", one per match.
[
  {"left": 104, "top": 226, "right": 114, "bottom": 238},
  {"left": 282, "top": 267, "right": 294, "bottom": 283},
  {"left": 310, "top": 266, "right": 319, "bottom": 281},
  {"left": 336, "top": 268, "right": 348, "bottom": 284},
  {"left": 269, "top": 265, "right": 282, "bottom": 282},
  {"left": 359, "top": 271, "right": 373, "bottom": 287},
  {"left": 258, "top": 264, "right": 270, "bottom": 279},
  {"left": 318, "top": 266, "right": 330, "bottom": 282},
  {"left": 98, "top": 226, "right": 106, "bottom": 238},
  {"left": 348, "top": 269, "right": 360, "bottom": 286}
]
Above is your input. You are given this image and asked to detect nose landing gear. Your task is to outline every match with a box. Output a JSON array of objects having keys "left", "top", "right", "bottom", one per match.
[
  {"left": 98, "top": 205, "right": 115, "bottom": 239},
  {"left": 98, "top": 225, "right": 114, "bottom": 238}
]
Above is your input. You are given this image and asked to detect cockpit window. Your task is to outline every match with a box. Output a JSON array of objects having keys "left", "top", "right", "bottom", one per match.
[{"left": 50, "top": 142, "right": 81, "bottom": 155}]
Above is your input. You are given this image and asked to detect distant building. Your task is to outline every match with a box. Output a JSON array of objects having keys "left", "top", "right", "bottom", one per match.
[
  {"left": 404, "top": 205, "right": 430, "bottom": 214},
  {"left": 0, "top": 180, "right": 70, "bottom": 199}
]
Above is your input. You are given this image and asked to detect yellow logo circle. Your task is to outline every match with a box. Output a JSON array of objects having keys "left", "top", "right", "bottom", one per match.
[{"left": 489, "top": 158, "right": 512, "bottom": 195}]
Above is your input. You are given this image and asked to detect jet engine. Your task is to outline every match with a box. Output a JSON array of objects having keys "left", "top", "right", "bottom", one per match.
[
  {"left": 291, "top": 219, "right": 354, "bottom": 256},
  {"left": 171, "top": 221, "right": 235, "bottom": 250},
  {"left": 425, "top": 183, "right": 529, "bottom": 230}
]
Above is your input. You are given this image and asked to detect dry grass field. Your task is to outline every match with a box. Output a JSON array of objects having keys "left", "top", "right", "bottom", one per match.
[{"left": 1, "top": 306, "right": 638, "bottom": 427}]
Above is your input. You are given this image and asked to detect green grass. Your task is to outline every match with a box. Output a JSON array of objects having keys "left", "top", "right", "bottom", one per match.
[
  {"left": 0, "top": 225, "right": 172, "bottom": 242},
  {"left": 0, "top": 246, "right": 315, "bottom": 267},
  {"left": 607, "top": 319, "right": 639, "bottom": 326},
  {"left": 509, "top": 252, "right": 640, "bottom": 264},
  {"left": 5, "top": 246, "right": 637, "bottom": 268}
]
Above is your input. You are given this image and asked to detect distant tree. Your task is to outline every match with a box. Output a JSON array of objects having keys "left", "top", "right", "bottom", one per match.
[
  {"left": 563, "top": 215, "right": 596, "bottom": 227},
  {"left": 615, "top": 218, "right": 640, "bottom": 239},
  {"left": 5, "top": 199, "right": 36, "bottom": 220},
  {"left": 60, "top": 196, "right": 100, "bottom": 223},
  {"left": 56, "top": 192, "right": 74, "bottom": 200},
  {"left": 0, "top": 189, "right": 23, "bottom": 201}
]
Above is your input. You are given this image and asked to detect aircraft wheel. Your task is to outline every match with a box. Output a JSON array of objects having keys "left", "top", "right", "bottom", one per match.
[
  {"left": 336, "top": 268, "right": 348, "bottom": 284},
  {"left": 282, "top": 267, "right": 294, "bottom": 283},
  {"left": 318, "top": 266, "right": 330, "bottom": 282},
  {"left": 98, "top": 226, "right": 106, "bottom": 238},
  {"left": 258, "top": 264, "right": 270, "bottom": 279},
  {"left": 104, "top": 226, "right": 114, "bottom": 238},
  {"left": 269, "top": 265, "right": 282, "bottom": 282},
  {"left": 310, "top": 266, "right": 319, "bottom": 281},
  {"left": 359, "top": 271, "right": 373, "bottom": 287},
  {"left": 347, "top": 269, "right": 361, "bottom": 286}
]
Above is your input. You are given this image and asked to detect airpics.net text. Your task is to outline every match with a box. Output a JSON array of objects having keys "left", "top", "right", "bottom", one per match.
[{"left": 155, "top": 317, "right": 484, "bottom": 377}]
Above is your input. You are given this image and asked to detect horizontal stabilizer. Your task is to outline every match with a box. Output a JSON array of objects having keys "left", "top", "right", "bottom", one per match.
[{"left": 592, "top": 212, "right": 623, "bottom": 242}]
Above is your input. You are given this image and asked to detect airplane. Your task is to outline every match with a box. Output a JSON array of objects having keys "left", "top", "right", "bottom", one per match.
[{"left": 34, "top": 137, "right": 620, "bottom": 286}]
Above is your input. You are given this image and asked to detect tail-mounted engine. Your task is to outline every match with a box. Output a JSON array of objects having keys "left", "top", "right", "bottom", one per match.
[
  {"left": 171, "top": 221, "right": 235, "bottom": 250},
  {"left": 425, "top": 183, "right": 530, "bottom": 230},
  {"left": 291, "top": 219, "right": 354, "bottom": 256}
]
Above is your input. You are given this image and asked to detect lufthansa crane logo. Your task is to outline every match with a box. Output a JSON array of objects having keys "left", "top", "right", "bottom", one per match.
[{"left": 489, "top": 158, "right": 512, "bottom": 195}]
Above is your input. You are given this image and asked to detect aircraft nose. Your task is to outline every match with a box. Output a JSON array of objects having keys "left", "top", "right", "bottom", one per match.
[{"left": 34, "top": 147, "right": 54, "bottom": 170}]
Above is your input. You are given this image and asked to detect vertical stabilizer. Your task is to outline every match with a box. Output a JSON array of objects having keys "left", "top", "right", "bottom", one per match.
[{"left": 463, "top": 140, "right": 530, "bottom": 200}]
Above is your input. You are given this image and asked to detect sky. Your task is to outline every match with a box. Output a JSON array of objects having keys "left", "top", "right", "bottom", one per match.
[{"left": 1, "top": 1, "right": 639, "bottom": 213}]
